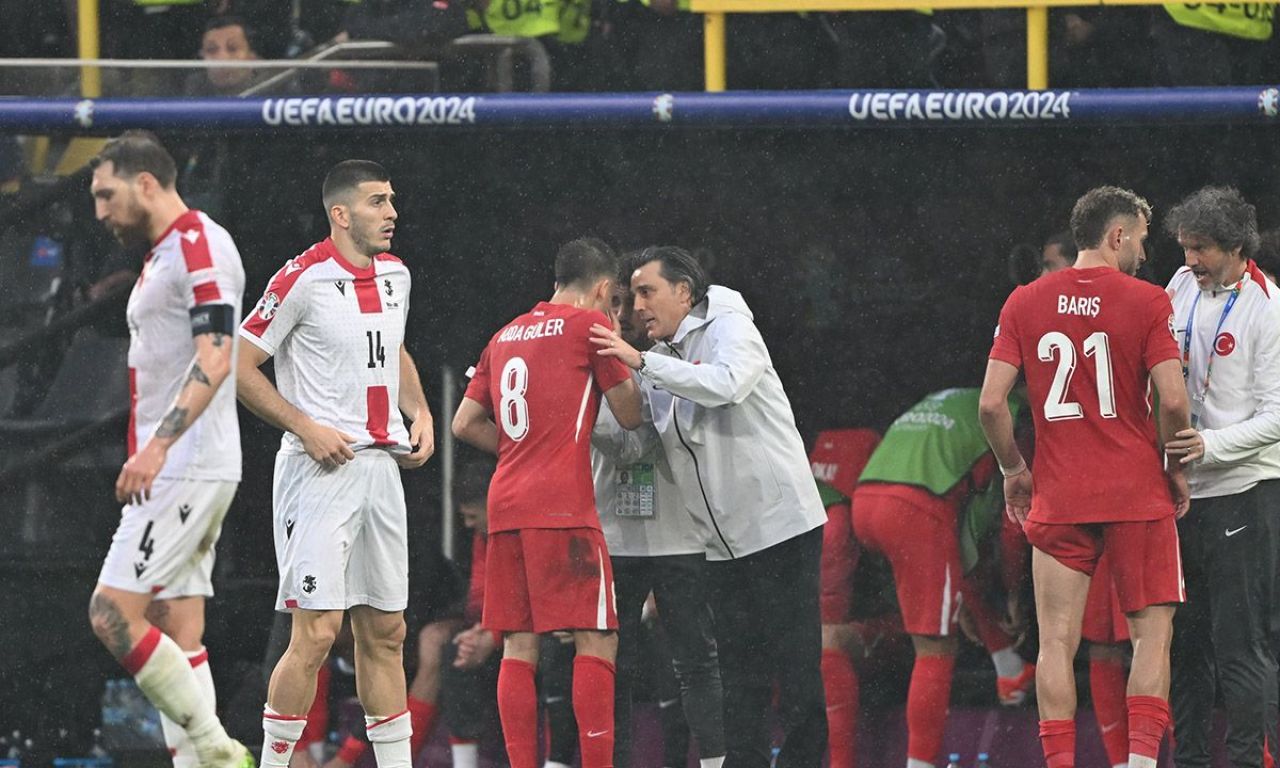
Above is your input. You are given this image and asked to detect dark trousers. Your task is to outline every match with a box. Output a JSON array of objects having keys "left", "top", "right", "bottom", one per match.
[
  {"left": 708, "top": 527, "right": 827, "bottom": 768},
  {"left": 1172, "top": 480, "right": 1280, "bottom": 768},
  {"left": 439, "top": 640, "right": 501, "bottom": 742},
  {"left": 613, "top": 553, "right": 725, "bottom": 767}
]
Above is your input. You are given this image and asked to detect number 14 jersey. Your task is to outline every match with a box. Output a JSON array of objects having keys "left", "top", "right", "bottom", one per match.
[
  {"left": 989, "top": 266, "right": 1181, "bottom": 524},
  {"left": 465, "top": 302, "right": 631, "bottom": 533},
  {"left": 240, "top": 237, "right": 412, "bottom": 455}
]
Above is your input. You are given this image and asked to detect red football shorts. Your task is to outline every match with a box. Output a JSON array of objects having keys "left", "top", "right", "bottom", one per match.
[
  {"left": 821, "top": 500, "right": 860, "bottom": 624},
  {"left": 1081, "top": 550, "right": 1130, "bottom": 644},
  {"left": 1024, "top": 516, "right": 1184, "bottom": 615},
  {"left": 852, "top": 492, "right": 970, "bottom": 637},
  {"left": 483, "top": 527, "right": 618, "bottom": 633}
]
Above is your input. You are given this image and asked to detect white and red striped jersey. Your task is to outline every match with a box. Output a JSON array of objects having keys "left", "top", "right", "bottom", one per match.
[
  {"left": 240, "top": 237, "right": 412, "bottom": 455},
  {"left": 127, "top": 209, "right": 244, "bottom": 481}
]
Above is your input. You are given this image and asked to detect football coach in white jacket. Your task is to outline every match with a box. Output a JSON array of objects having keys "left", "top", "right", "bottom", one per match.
[{"left": 592, "top": 246, "right": 828, "bottom": 768}]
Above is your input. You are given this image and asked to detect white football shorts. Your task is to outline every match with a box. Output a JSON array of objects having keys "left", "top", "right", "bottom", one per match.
[
  {"left": 273, "top": 448, "right": 408, "bottom": 612},
  {"left": 98, "top": 478, "right": 238, "bottom": 599}
]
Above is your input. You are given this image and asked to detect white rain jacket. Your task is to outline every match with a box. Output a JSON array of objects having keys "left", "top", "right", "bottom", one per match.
[{"left": 639, "top": 285, "right": 825, "bottom": 561}]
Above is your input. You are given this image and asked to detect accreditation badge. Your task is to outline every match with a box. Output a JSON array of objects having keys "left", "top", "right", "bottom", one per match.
[{"left": 615, "top": 463, "right": 656, "bottom": 518}]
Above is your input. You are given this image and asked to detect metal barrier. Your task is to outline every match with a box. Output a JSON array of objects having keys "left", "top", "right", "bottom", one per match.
[
  {"left": 0, "top": 88, "right": 1275, "bottom": 131},
  {"left": 688, "top": 0, "right": 1194, "bottom": 92}
]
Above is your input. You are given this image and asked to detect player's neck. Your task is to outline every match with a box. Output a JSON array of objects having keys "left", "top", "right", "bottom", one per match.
[
  {"left": 1072, "top": 250, "right": 1118, "bottom": 272},
  {"left": 1219, "top": 258, "right": 1249, "bottom": 288},
  {"left": 331, "top": 234, "right": 374, "bottom": 270},
  {"left": 147, "top": 195, "right": 190, "bottom": 245},
  {"left": 548, "top": 287, "right": 589, "bottom": 308}
]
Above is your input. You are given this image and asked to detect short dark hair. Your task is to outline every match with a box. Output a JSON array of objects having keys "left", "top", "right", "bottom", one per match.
[
  {"left": 1164, "top": 186, "right": 1260, "bottom": 260},
  {"left": 554, "top": 237, "right": 618, "bottom": 290},
  {"left": 633, "top": 245, "right": 708, "bottom": 306},
  {"left": 204, "top": 14, "right": 250, "bottom": 37},
  {"left": 455, "top": 459, "right": 494, "bottom": 506},
  {"left": 1255, "top": 229, "right": 1280, "bottom": 280},
  {"left": 1069, "top": 186, "right": 1153, "bottom": 250},
  {"left": 1045, "top": 230, "right": 1078, "bottom": 265},
  {"left": 92, "top": 130, "right": 177, "bottom": 188},
  {"left": 322, "top": 159, "right": 390, "bottom": 210}
]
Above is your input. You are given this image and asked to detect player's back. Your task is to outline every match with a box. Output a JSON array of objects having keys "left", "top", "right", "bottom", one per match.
[
  {"left": 468, "top": 301, "right": 627, "bottom": 533},
  {"left": 991, "top": 266, "right": 1180, "bottom": 524}
]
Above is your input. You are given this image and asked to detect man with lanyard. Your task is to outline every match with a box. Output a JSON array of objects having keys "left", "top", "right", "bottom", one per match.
[{"left": 1164, "top": 186, "right": 1280, "bottom": 768}]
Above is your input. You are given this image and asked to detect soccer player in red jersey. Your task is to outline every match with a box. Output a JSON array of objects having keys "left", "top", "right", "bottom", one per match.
[
  {"left": 452, "top": 238, "right": 642, "bottom": 768},
  {"left": 979, "top": 186, "right": 1192, "bottom": 768},
  {"left": 1040, "top": 242, "right": 1131, "bottom": 768}
]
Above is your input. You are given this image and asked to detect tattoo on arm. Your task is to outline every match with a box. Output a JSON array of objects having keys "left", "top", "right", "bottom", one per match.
[
  {"left": 155, "top": 407, "right": 190, "bottom": 439},
  {"left": 186, "top": 361, "right": 211, "bottom": 387},
  {"left": 89, "top": 593, "right": 135, "bottom": 660},
  {"left": 210, "top": 333, "right": 227, "bottom": 347}
]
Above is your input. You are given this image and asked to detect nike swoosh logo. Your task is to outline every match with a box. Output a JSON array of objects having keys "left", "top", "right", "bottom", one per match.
[
  {"left": 1100, "top": 721, "right": 1121, "bottom": 734},
  {"left": 586, "top": 730, "right": 609, "bottom": 738},
  {"left": 1226, "top": 526, "right": 1248, "bottom": 537}
]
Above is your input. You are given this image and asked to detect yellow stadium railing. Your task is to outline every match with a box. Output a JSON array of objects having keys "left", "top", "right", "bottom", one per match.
[{"left": 687, "top": 0, "right": 1176, "bottom": 92}]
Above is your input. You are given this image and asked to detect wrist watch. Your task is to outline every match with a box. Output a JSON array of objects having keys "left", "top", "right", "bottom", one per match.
[{"left": 636, "top": 351, "right": 647, "bottom": 374}]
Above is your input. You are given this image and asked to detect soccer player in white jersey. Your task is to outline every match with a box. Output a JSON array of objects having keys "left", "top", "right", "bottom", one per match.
[
  {"left": 237, "top": 160, "right": 434, "bottom": 768},
  {"left": 87, "top": 131, "right": 253, "bottom": 768}
]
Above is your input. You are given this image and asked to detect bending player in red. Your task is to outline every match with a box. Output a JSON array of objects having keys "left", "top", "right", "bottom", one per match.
[
  {"left": 980, "top": 186, "right": 1191, "bottom": 768},
  {"left": 452, "top": 238, "right": 641, "bottom": 768}
]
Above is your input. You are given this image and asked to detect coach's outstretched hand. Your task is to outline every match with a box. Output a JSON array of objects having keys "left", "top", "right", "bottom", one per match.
[
  {"left": 300, "top": 421, "right": 357, "bottom": 468},
  {"left": 1003, "top": 468, "right": 1033, "bottom": 527}
]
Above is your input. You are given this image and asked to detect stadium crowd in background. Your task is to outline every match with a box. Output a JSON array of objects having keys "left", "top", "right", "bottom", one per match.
[{"left": 0, "top": 2, "right": 1277, "bottom": 95}]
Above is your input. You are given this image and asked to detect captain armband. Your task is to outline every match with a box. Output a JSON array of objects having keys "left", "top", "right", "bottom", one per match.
[{"left": 189, "top": 303, "right": 237, "bottom": 337}]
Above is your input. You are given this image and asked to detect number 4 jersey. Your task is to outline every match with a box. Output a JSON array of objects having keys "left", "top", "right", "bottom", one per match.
[
  {"left": 989, "top": 266, "right": 1181, "bottom": 524},
  {"left": 240, "top": 237, "right": 412, "bottom": 454},
  {"left": 464, "top": 301, "right": 632, "bottom": 533}
]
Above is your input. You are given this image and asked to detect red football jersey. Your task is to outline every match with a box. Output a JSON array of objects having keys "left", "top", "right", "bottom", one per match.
[
  {"left": 465, "top": 302, "right": 632, "bottom": 533},
  {"left": 989, "top": 266, "right": 1181, "bottom": 524}
]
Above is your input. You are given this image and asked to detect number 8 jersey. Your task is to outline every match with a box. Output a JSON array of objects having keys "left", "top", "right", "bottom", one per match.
[
  {"left": 989, "top": 266, "right": 1181, "bottom": 524},
  {"left": 464, "top": 301, "right": 632, "bottom": 533},
  {"left": 241, "top": 237, "right": 412, "bottom": 454}
]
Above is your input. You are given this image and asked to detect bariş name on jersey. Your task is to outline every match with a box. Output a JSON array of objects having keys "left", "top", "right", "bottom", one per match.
[{"left": 1058, "top": 294, "right": 1101, "bottom": 318}]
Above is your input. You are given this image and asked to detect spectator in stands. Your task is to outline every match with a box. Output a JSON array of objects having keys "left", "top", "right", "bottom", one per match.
[
  {"left": 184, "top": 16, "right": 260, "bottom": 97},
  {"left": 1151, "top": 4, "right": 1274, "bottom": 85}
]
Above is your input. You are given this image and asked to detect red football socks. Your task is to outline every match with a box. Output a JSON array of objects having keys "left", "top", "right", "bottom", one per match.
[
  {"left": 407, "top": 695, "right": 437, "bottom": 756},
  {"left": 906, "top": 654, "right": 955, "bottom": 765},
  {"left": 498, "top": 658, "right": 539, "bottom": 768},
  {"left": 822, "top": 648, "right": 859, "bottom": 768},
  {"left": 1039, "top": 718, "right": 1076, "bottom": 768},
  {"left": 573, "top": 655, "right": 616, "bottom": 768},
  {"left": 1127, "top": 695, "right": 1170, "bottom": 763},
  {"left": 1089, "top": 658, "right": 1128, "bottom": 767}
]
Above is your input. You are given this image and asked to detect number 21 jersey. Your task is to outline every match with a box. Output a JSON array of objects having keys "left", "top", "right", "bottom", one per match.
[
  {"left": 989, "top": 266, "right": 1181, "bottom": 524},
  {"left": 464, "top": 302, "right": 632, "bottom": 533},
  {"left": 240, "top": 237, "right": 411, "bottom": 454}
]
